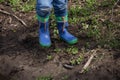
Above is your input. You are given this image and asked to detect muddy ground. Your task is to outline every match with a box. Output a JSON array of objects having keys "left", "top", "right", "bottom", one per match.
[{"left": 0, "top": 3, "right": 120, "bottom": 80}]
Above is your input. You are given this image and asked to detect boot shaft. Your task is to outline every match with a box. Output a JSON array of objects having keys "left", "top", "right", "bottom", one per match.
[
  {"left": 39, "top": 21, "right": 50, "bottom": 33},
  {"left": 57, "top": 22, "right": 69, "bottom": 33}
]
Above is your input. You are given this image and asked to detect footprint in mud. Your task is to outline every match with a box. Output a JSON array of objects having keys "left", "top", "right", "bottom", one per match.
[{"left": 18, "top": 32, "right": 39, "bottom": 49}]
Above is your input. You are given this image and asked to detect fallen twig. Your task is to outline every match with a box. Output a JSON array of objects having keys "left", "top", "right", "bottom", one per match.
[
  {"left": 79, "top": 49, "right": 98, "bottom": 73},
  {"left": 0, "top": 9, "right": 27, "bottom": 27}
]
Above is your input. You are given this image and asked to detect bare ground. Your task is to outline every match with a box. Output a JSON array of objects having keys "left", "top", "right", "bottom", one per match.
[{"left": 0, "top": 3, "right": 120, "bottom": 80}]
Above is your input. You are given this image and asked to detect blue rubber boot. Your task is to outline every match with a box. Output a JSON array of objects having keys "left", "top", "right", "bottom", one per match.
[
  {"left": 39, "top": 22, "right": 51, "bottom": 47},
  {"left": 57, "top": 22, "right": 78, "bottom": 45}
]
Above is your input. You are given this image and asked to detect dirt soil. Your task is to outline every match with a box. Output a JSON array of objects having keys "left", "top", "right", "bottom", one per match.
[{"left": 0, "top": 3, "right": 120, "bottom": 80}]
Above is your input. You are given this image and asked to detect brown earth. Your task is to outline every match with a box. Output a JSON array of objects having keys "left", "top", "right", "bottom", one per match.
[{"left": 0, "top": 3, "right": 120, "bottom": 80}]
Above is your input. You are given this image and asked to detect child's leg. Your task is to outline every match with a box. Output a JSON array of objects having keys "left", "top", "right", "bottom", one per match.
[
  {"left": 53, "top": 0, "right": 68, "bottom": 17},
  {"left": 36, "top": 0, "right": 53, "bottom": 47},
  {"left": 36, "top": 0, "right": 53, "bottom": 22},
  {"left": 53, "top": 0, "right": 78, "bottom": 44}
]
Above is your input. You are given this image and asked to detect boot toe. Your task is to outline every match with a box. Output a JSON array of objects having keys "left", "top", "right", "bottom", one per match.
[
  {"left": 39, "top": 39, "right": 51, "bottom": 47},
  {"left": 67, "top": 37, "right": 78, "bottom": 44},
  {"left": 60, "top": 32, "right": 78, "bottom": 45},
  {"left": 39, "top": 34, "right": 51, "bottom": 47}
]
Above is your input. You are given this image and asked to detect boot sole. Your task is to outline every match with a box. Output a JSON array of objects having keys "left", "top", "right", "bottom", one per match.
[
  {"left": 39, "top": 43, "right": 51, "bottom": 48},
  {"left": 60, "top": 38, "right": 78, "bottom": 45}
]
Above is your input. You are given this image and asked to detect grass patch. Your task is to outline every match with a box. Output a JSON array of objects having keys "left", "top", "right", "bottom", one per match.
[
  {"left": 6, "top": 0, "right": 35, "bottom": 12},
  {"left": 69, "top": 0, "right": 120, "bottom": 49},
  {"left": 36, "top": 76, "right": 53, "bottom": 80}
]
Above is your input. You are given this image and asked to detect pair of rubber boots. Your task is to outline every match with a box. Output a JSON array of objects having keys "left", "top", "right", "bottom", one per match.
[{"left": 39, "top": 21, "right": 78, "bottom": 47}]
